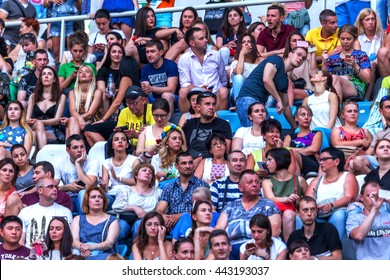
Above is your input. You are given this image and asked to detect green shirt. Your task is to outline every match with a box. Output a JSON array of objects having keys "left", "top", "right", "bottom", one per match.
[{"left": 58, "top": 61, "right": 97, "bottom": 89}]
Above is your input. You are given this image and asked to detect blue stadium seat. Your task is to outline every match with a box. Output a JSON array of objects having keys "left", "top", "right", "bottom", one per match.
[
  {"left": 357, "top": 101, "right": 372, "bottom": 128},
  {"left": 117, "top": 244, "right": 128, "bottom": 257},
  {"left": 268, "top": 106, "right": 296, "bottom": 130},
  {"left": 216, "top": 110, "right": 241, "bottom": 134},
  {"left": 313, "top": 127, "right": 332, "bottom": 150}
]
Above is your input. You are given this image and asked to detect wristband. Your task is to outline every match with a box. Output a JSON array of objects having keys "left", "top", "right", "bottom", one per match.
[{"left": 330, "top": 202, "right": 335, "bottom": 211}]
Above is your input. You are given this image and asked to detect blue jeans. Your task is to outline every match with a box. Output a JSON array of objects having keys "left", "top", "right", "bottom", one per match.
[
  {"left": 231, "top": 74, "right": 245, "bottom": 101},
  {"left": 236, "top": 96, "right": 258, "bottom": 127},
  {"left": 377, "top": 0, "right": 390, "bottom": 30},
  {"left": 336, "top": 1, "right": 371, "bottom": 27}
]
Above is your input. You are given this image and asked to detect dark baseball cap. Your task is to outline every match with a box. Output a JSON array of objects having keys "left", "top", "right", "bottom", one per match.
[{"left": 125, "top": 85, "right": 144, "bottom": 99}]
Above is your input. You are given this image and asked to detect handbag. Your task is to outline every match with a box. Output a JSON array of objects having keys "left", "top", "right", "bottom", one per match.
[
  {"left": 274, "top": 176, "right": 298, "bottom": 213},
  {"left": 204, "top": 0, "right": 227, "bottom": 35}
]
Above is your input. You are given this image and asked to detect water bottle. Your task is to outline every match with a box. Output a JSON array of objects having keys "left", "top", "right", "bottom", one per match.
[{"left": 107, "top": 74, "right": 115, "bottom": 98}]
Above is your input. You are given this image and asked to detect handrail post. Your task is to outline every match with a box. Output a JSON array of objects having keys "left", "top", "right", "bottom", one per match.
[{"left": 59, "top": 19, "right": 66, "bottom": 63}]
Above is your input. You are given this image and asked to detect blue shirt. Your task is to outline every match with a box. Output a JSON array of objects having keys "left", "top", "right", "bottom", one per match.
[
  {"left": 0, "top": 126, "right": 27, "bottom": 150},
  {"left": 210, "top": 176, "right": 242, "bottom": 212},
  {"left": 170, "top": 212, "right": 220, "bottom": 240},
  {"left": 160, "top": 175, "right": 210, "bottom": 214},
  {"left": 238, "top": 55, "right": 288, "bottom": 103}
]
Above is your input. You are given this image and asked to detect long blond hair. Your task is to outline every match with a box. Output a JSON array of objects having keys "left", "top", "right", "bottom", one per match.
[
  {"left": 73, "top": 65, "right": 96, "bottom": 113},
  {"left": 159, "top": 127, "right": 187, "bottom": 169},
  {"left": 355, "top": 8, "right": 383, "bottom": 36}
]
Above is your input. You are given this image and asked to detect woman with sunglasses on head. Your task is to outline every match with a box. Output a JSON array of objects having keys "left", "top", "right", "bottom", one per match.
[
  {"left": 284, "top": 106, "right": 322, "bottom": 177},
  {"left": 61, "top": 31, "right": 97, "bottom": 65},
  {"left": 71, "top": 186, "right": 119, "bottom": 260},
  {"left": 194, "top": 133, "right": 229, "bottom": 184},
  {"left": 132, "top": 211, "right": 172, "bottom": 260},
  {"left": 151, "top": 125, "right": 187, "bottom": 185},
  {"left": 240, "top": 214, "right": 287, "bottom": 260},
  {"left": 0, "top": 101, "right": 34, "bottom": 160},
  {"left": 302, "top": 70, "right": 341, "bottom": 130},
  {"left": 172, "top": 237, "right": 195, "bottom": 260},
  {"left": 306, "top": 147, "right": 358, "bottom": 239},
  {"left": 232, "top": 102, "right": 266, "bottom": 156},
  {"left": 262, "top": 148, "right": 308, "bottom": 242},
  {"left": 136, "top": 98, "right": 171, "bottom": 157},
  {"left": 26, "top": 66, "right": 66, "bottom": 150},
  {"left": 60, "top": 65, "right": 103, "bottom": 138},
  {"left": 331, "top": 101, "right": 373, "bottom": 170},
  {"left": 322, "top": 24, "right": 371, "bottom": 101},
  {"left": 0, "top": 158, "right": 23, "bottom": 222}
]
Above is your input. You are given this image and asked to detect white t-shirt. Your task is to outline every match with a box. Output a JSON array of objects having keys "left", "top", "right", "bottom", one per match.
[
  {"left": 18, "top": 203, "right": 73, "bottom": 248},
  {"left": 88, "top": 30, "right": 126, "bottom": 46},
  {"left": 239, "top": 237, "right": 286, "bottom": 260},
  {"left": 112, "top": 186, "right": 162, "bottom": 213},
  {"left": 102, "top": 155, "right": 139, "bottom": 196},
  {"left": 233, "top": 126, "right": 265, "bottom": 156}
]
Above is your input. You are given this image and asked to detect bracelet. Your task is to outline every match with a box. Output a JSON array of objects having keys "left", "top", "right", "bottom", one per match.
[{"left": 330, "top": 203, "right": 334, "bottom": 211}]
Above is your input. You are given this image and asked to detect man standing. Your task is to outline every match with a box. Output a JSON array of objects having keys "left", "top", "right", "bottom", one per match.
[
  {"left": 0, "top": 216, "right": 30, "bottom": 260},
  {"left": 210, "top": 150, "right": 246, "bottom": 212},
  {"left": 178, "top": 27, "right": 228, "bottom": 112},
  {"left": 256, "top": 4, "right": 297, "bottom": 57},
  {"left": 54, "top": 134, "right": 99, "bottom": 213},
  {"left": 17, "top": 49, "right": 49, "bottom": 109},
  {"left": 156, "top": 152, "right": 209, "bottom": 230},
  {"left": 18, "top": 177, "right": 73, "bottom": 248},
  {"left": 84, "top": 85, "right": 155, "bottom": 148},
  {"left": 346, "top": 181, "right": 390, "bottom": 260},
  {"left": 141, "top": 39, "right": 179, "bottom": 119},
  {"left": 287, "top": 196, "right": 342, "bottom": 260},
  {"left": 208, "top": 229, "right": 232, "bottom": 260},
  {"left": 216, "top": 170, "right": 281, "bottom": 259},
  {"left": 183, "top": 91, "right": 232, "bottom": 166},
  {"left": 237, "top": 47, "right": 307, "bottom": 128},
  {"left": 305, "top": 9, "right": 341, "bottom": 65}
]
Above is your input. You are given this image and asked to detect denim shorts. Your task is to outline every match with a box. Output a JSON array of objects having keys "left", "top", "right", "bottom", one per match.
[{"left": 50, "top": 21, "right": 74, "bottom": 37}]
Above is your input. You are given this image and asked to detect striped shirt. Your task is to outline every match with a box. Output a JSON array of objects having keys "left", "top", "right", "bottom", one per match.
[{"left": 210, "top": 176, "right": 242, "bottom": 212}]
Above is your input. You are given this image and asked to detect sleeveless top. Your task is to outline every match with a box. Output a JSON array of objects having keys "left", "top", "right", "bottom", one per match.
[
  {"left": 251, "top": 149, "right": 264, "bottom": 172},
  {"left": 15, "top": 167, "right": 34, "bottom": 191},
  {"left": 290, "top": 131, "right": 317, "bottom": 148},
  {"left": 32, "top": 103, "right": 57, "bottom": 120},
  {"left": 144, "top": 125, "right": 158, "bottom": 149},
  {"left": 79, "top": 214, "right": 116, "bottom": 254},
  {"left": 315, "top": 172, "right": 348, "bottom": 207},
  {"left": 0, "top": 187, "right": 16, "bottom": 222},
  {"left": 270, "top": 176, "right": 302, "bottom": 197},
  {"left": 203, "top": 158, "right": 229, "bottom": 181},
  {"left": 338, "top": 127, "right": 367, "bottom": 141},
  {"left": 307, "top": 90, "right": 342, "bottom": 129}
]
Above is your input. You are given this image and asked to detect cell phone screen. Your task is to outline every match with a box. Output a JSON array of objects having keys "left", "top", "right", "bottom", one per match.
[{"left": 257, "top": 161, "right": 267, "bottom": 170}]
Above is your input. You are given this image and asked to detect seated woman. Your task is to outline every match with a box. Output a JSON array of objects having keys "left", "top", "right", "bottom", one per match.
[
  {"left": 37, "top": 217, "right": 75, "bottom": 260},
  {"left": 95, "top": 32, "right": 125, "bottom": 71},
  {"left": 172, "top": 237, "right": 195, "bottom": 260},
  {"left": 194, "top": 133, "right": 229, "bottom": 184},
  {"left": 331, "top": 101, "right": 373, "bottom": 170},
  {"left": 0, "top": 101, "right": 34, "bottom": 160},
  {"left": 216, "top": 7, "right": 247, "bottom": 66},
  {"left": 61, "top": 31, "right": 97, "bottom": 64},
  {"left": 302, "top": 70, "right": 341, "bottom": 130},
  {"left": 364, "top": 139, "right": 390, "bottom": 190},
  {"left": 101, "top": 130, "right": 140, "bottom": 197},
  {"left": 136, "top": 98, "right": 171, "bottom": 157},
  {"left": 178, "top": 88, "right": 202, "bottom": 128},
  {"left": 156, "top": 7, "right": 198, "bottom": 62},
  {"left": 60, "top": 65, "right": 103, "bottom": 138},
  {"left": 306, "top": 147, "right": 358, "bottom": 239},
  {"left": 247, "top": 21, "right": 265, "bottom": 42},
  {"left": 284, "top": 106, "right": 322, "bottom": 177},
  {"left": 71, "top": 186, "right": 119, "bottom": 260},
  {"left": 11, "top": 144, "right": 34, "bottom": 194},
  {"left": 246, "top": 119, "right": 298, "bottom": 178},
  {"left": 132, "top": 211, "right": 172, "bottom": 260},
  {"left": 240, "top": 214, "right": 287, "bottom": 260},
  {"left": 355, "top": 8, "right": 385, "bottom": 100},
  {"left": 0, "top": 158, "right": 23, "bottom": 222},
  {"left": 287, "top": 240, "right": 310, "bottom": 260},
  {"left": 262, "top": 148, "right": 308, "bottom": 242},
  {"left": 151, "top": 124, "right": 187, "bottom": 185},
  {"left": 229, "top": 33, "right": 262, "bottom": 103},
  {"left": 232, "top": 102, "right": 266, "bottom": 157},
  {"left": 26, "top": 66, "right": 66, "bottom": 150},
  {"left": 112, "top": 162, "right": 161, "bottom": 238},
  {"left": 322, "top": 24, "right": 371, "bottom": 101}
]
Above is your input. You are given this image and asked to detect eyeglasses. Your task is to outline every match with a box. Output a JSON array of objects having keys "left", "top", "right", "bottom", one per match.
[
  {"left": 152, "top": 113, "right": 168, "bottom": 119},
  {"left": 126, "top": 98, "right": 142, "bottom": 106},
  {"left": 40, "top": 184, "right": 58, "bottom": 189},
  {"left": 318, "top": 157, "right": 334, "bottom": 163}
]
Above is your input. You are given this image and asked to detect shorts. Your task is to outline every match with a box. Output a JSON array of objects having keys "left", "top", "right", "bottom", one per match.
[
  {"left": 111, "top": 17, "right": 135, "bottom": 28},
  {"left": 148, "top": 93, "right": 179, "bottom": 109},
  {"left": 84, "top": 121, "right": 116, "bottom": 140},
  {"left": 50, "top": 21, "right": 74, "bottom": 37}
]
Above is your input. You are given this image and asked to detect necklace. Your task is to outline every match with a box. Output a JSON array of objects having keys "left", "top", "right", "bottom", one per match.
[{"left": 325, "top": 173, "right": 341, "bottom": 183}]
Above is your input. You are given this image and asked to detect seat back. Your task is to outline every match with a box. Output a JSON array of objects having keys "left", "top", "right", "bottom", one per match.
[
  {"left": 88, "top": 141, "right": 107, "bottom": 176},
  {"left": 216, "top": 110, "right": 241, "bottom": 134},
  {"left": 36, "top": 144, "right": 67, "bottom": 163}
]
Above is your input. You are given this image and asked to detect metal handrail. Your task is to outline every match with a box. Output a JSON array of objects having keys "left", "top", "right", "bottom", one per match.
[{"left": 4, "top": 0, "right": 319, "bottom": 60}]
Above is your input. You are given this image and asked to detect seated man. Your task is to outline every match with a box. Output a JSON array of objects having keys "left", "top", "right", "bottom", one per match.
[
  {"left": 141, "top": 39, "right": 179, "bottom": 119},
  {"left": 53, "top": 134, "right": 99, "bottom": 214},
  {"left": 0, "top": 216, "right": 30, "bottom": 260},
  {"left": 208, "top": 229, "right": 232, "bottom": 260},
  {"left": 178, "top": 27, "right": 228, "bottom": 112},
  {"left": 287, "top": 196, "right": 342, "bottom": 260},
  {"left": 216, "top": 170, "right": 281, "bottom": 260},
  {"left": 84, "top": 85, "right": 154, "bottom": 148},
  {"left": 18, "top": 177, "right": 73, "bottom": 248},
  {"left": 156, "top": 152, "right": 209, "bottom": 231},
  {"left": 346, "top": 181, "right": 390, "bottom": 260},
  {"left": 22, "top": 161, "right": 73, "bottom": 212}
]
